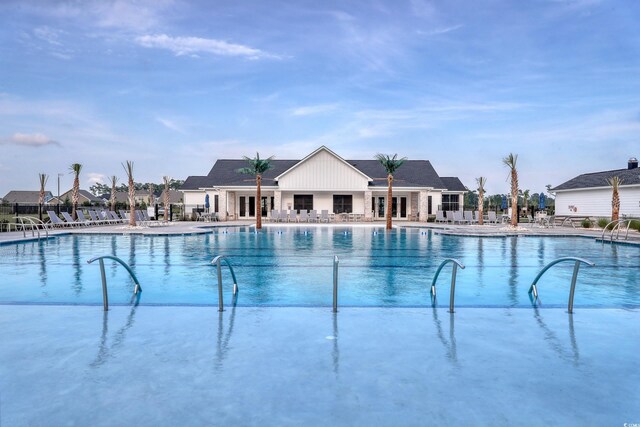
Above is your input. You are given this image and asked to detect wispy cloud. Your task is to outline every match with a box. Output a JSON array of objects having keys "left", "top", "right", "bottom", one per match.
[
  {"left": 291, "top": 104, "right": 338, "bottom": 116},
  {"left": 135, "top": 34, "right": 278, "bottom": 59},
  {"left": 86, "top": 172, "right": 107, "bottom": 185},
  {"left": 156, "top": 117, "right": 186, "bottom": 133},
  {"left": 0, "top": 133, "right": 60, "bottom": 147},
  {"left": 418, "top": 24, "right": 464, "bottom": 36},
  {"left": 33, "top": 26, "right": 64, "bottom": 46}
]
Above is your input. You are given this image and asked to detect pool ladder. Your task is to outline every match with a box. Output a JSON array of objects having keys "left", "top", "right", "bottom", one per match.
[
  {"left": 212, "top": 255, "right": 238, "bottom": 312},
  {"left": 528, "top": 257, "right": 595, "bottom": 313},
  {"left": 87, "top": 255, "right": 142, "bottom": 311},
  {"left": 601, "top": 219, "right": 633, "bottom": 242},
  {"left": 430, "top": 258, "right": 465, "bottom": 313}
]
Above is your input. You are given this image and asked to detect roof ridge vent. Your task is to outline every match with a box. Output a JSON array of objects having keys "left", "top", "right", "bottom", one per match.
[{"left": 628, "top": 157, "right": 638, "bottom": 170}]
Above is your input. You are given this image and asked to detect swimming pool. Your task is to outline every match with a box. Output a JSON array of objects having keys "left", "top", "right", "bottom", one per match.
[{"left": 2, "top": 227, "right": 638, "bottom": 308}]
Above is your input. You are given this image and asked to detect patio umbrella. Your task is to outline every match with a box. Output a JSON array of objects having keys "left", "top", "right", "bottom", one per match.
[
  {"left": 205, "top": 194, "right": 210, "bottom": 210},
  {"left": 501, "top": 195, "right": 507, "bottom": 210},
  {"left": 538, "top": 193, "right": 545, "bottom": 210}
]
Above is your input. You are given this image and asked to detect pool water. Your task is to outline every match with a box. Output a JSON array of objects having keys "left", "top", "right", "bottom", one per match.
[{"left": 1, "top": 227, "right": 638, "bottom": 307}]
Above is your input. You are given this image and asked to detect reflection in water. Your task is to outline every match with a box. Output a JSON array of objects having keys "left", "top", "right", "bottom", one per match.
[
  {"left": 110, "top": 236, "right": 118, "bottom": 277},
  {"left": 215, "top": 304, "right": 237, "bottom": 370},
  {"left": 90, "top": 296, "right": 140, "bottom": 368},
  {"left": 38, "top": 241, "right": 48, "bottom": 286},
  {"left": 332, "top": 313, "right": 339, "bottom": 376},
  {"left": 164, "top": 236, "right": 170, "bottom": 276},
  {"left": 431, "top": 308, "right": 457, "bottom": 365},
  {"left": 508, "top": 237, "right": 518, "bottom": 306},
  {"left": 531, "top": 306, "right": 580, "bottom": 365},
  {"left": 72, "top": 236, "right": 82, "bottom": 295}
]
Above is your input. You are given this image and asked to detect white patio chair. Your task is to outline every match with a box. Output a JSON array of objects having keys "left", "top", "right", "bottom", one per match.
[
  {"left": 463, "top": 211, "right": 474, "bottom": 224},
  {"left": 309, "top": 210, "right": 318, "bottom": 222},
  {"left": 435, "top": 211, "right": 446, "bottom": 223},
  {"left": 299, "top": 210, "right": 309, "bottom": 222},
  {"left": 320, "top": 210, "right": 329, "bottom": 223}
]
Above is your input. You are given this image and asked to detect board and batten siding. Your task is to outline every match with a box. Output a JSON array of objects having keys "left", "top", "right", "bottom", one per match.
[
  {"left": 277, "top": 149, "right": 369, "bottom": 191},
  {"left": 555, "top": 186, "right": 640, "bottom": 217}
]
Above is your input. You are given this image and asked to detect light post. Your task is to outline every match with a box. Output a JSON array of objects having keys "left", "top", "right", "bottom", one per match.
[{"left": 57, "top": 173, "right": 63, "bottom": 213}]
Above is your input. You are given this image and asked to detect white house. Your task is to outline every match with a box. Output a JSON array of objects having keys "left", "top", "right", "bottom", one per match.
[
  {"left": 551, "top": 157, "right": 640, "bottom": 217},
  {"left": 181, "top": 146, "right": 466, "bottom": 222}
]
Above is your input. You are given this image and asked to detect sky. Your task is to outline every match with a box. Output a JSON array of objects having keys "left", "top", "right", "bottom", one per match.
[{"left": 1, "top": 0, "right": 639, "bottom": 197}]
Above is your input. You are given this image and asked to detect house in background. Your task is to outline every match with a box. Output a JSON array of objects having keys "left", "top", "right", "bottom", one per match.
[
  {"left": 50, "top": 189, "right": 103, "bottom": 205},
  {"left": 2, "top": 190, "right": 53, "bottom": 204},
  {"left": 551, "top": 157, "right": 640, "bottom": 217},
  {"left": 181, "top": 146, "right": 466, "bottom": 222}
]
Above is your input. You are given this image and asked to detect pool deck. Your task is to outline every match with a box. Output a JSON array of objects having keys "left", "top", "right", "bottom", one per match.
[{"left": 1, "top": 220, "right": 638, "bottom": 245}]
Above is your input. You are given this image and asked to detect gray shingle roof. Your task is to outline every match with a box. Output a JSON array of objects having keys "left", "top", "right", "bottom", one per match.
[
  {"left": 2, "top": 190, "right": 53, "bottom": 203},
  {"left": 181, "top": 159, "right": 459, "bottom": 190},
  {"left": 440, "top": 177, "right": 467, "bottom": 192},
  {"left": 552, "top": 167, "right": 640, "bottom": 191}
]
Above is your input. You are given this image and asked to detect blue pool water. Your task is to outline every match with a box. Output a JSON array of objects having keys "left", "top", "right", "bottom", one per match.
[{"left": 1, "top": 227, "right": 638, "bottom": 307}]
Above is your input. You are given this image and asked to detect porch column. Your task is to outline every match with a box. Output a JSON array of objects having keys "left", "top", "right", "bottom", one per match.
[
  {"left": 419, "top": 190, "right": 428, "bottom": 222},
  {"left": 364, "top": 190, "right": 372, "bottom": 221},
  {"left": 274, "top": 190, "right": 282, "bottom": 211},
  {"left": 227, "top": 192, "right": 236, "bottom": 220},
  {"left": 218, "top": 191, "right": 227, "bottom": 221}
]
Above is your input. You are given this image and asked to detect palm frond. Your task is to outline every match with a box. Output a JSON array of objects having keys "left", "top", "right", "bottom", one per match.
[
  {"left": 237, "top": 153, "right": 274, "bottom": 176},
  {"left": 375, "top": 153, "right": 407, "bottom": 175}
]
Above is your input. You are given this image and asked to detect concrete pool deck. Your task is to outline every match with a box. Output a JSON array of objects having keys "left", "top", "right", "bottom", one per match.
[
  {"left": 1, "top": 220, "right": 639, "bottom": 245},
  {"left": 1, "top": 305, "right": 638, "bottom": 426}
]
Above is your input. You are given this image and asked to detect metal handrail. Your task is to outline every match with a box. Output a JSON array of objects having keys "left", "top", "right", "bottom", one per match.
[
  {"left": 560, "top": 217, "right": 576, "bottom": 228},
  {"left": 333, "top": 255, "right": 339, "bottom": 313},
  {"left": 611, "top": 220, "right": 631, "bottom": 241},
  {"left": 601, "top": 219, "right": 631, "bottom": 241},
  {"left": 430, "top": 258, "right": 465, "bottom": 313},
  {"left": 212, "top": 255, "right": 239, "bottom": 312},
  {"left": 24, "top": 216, "right": 50, "bottom": 239},
  {"left": 528, "top": 257, "right": 595, "bottom": 313},
  {"left": 87, "top": 255, "right": 142, "bottom": 311}
]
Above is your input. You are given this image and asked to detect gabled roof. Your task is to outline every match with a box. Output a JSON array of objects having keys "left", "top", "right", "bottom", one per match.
[
  {"left": 180, "top": 147, "right": 464, "bottom": 191},
  {"left": 440, "top": 177, "right": 467, "bottom": 192},
  {"left": 55, "top": 189, "right": 103, "bottom": 203},
  {"left": 2, "top": 190, "right": 53, "bottom": 203},
  {"left": 275, "top": 146, "right": 371, "bottom": 181},
  {"left": 552, "top": 167, "right": 640, "bottom": 191}
]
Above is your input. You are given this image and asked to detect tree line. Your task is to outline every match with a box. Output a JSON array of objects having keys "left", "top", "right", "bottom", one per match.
[{"left": 89, "top": 179, "right": 184, "bottom": 196}]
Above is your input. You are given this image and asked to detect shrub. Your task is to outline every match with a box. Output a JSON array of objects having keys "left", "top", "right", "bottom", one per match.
[
  {"left": 581, "top": 219, "right": 593, "bottom": 228},
  {"left": 596, "top": 218, "right": 609, "bottom": 229},
  {"left": 630, "top": 219, "right": 640, "bottom": 232}
]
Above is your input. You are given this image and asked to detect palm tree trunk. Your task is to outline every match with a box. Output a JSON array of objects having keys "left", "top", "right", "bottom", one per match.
[
  {"left": 478, "top": 190, "right": 484, "bottom": 225},
  {"left": 256, "top": 174, "right": 262, "bottom": 229},
  {"left": 72, "top": 175, "right": 79, "bottom": 220},
  {"left": 129, "top": 177, "right": 136, "bottom": 226},
  {"left": 386, "top": 174, "right": 393, "bottom": 230},
  {"left": 511, "top": 170, "right": 518, "bottom": 226},
  {"left": 612, "top": 189, "right": 620, "bottom": 222}
]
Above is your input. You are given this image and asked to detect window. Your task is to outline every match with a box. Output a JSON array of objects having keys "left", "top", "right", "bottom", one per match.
[
  {"left": 333, "top": 195, "right": 353, "bottom": 214},
  {"left": 441, "top": 194, "right": 460, "bottom": 211},
  {"left": 293, "top": 194, "right": 313, "bottom": 213},
  {"left": 428, "top": 196, "right": 432, "bottom": 215},
  {"left": 239, "top": 196, "right": 246, "bottom": 217},
  {"left": 214, "top": 195, "right": 219, "bottom": 213}
]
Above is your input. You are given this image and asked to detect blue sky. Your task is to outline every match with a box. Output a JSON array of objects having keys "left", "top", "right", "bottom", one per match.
[{"left": 1, "top": 0, "right": 639, "bottom": 196}]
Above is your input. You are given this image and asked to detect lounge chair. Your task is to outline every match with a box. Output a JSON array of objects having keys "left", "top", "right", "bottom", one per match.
[
  {"left": 76, "top": 210, "right": 97, "bottom": 226},
  {"left": 279, "top": 210, "right": 289, "bottom": 223},
  {"left": 435, "top": 210, "right": 446, "bottom": 223},
  {"left": 453, "top": 211, "right": 467, "bottom": 224},
  {"left": 119, "top": 210, "right": 130, "bottom": 221},
  {"left": 98, "top": 210, "right": 118, "bottom": 225},
  {"left": 320, "top": 210, "right": 329, "bottom": 223},
  {"left": 309, "top": 210, "right": 318, "bottom": 222},
  {"left": 61, "top": 211, "right": 85, "bottom": 227},
  {"left": 269, "top": 209, "right": 277, "bottom": 222},
  {"left": 108, "top": 211, "right": 126, "bottom": 223},
  {"left": 474, "top": 211, "right": 482, "bottom": 223},
  {"left": 487, "top": 211, "right": 498, "bottom": 224},
  {"left": 446, "top": 211, "right": 455, "bottom": 223},
  {"left": 298, "top": 210, "right": 309, "bottom": 222},
  {"left": 46, "top": 211, "right": 73, "bottom": 228},
  {"left": 463, "top": 211, "right": 474, "bottom": 224}
]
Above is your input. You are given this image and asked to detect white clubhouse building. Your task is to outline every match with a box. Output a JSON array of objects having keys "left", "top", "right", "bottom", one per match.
[
  {"left": 552, "top": 157, "right": 640, "bottom": 217},
  {"left": 181, "top": 146, "right": 466, "bottom": 222}
]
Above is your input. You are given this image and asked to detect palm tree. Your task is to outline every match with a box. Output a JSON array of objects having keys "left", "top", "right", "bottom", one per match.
[
  {"left": 38, "top": 173, "right": 49, "bottom": 205},
  {"left": 607, "top": 176, "right": 622, "bottom": 222},
  {"left": 502, "top": 153, "right": 519, "bottom": 227},
  {"left": 163, "top": 176, "right": 171, "bottom": 222},
  {"left": 69, "top": 163, "right": 82, "bottom": 220},
  {"left": 375, "top": 153, "right": 407, "bottom": 230},
  {"left": 109, "top": 176, "right": 118, "bottom": 211},
  {"left": 476, "top": 177, "right": 487, "bottom": 225},
  {"left": 237, "top": 153, "right": 274, "bottom": 230},
  {"left": 122, "top": 161, "right": 136, "bottom": 226}
]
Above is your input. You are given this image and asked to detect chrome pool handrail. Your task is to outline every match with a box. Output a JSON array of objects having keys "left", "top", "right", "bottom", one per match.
[
  {"left": 528, "top": 257, "right": 595, "bottom": 313},
  {"left": 87, "top": 255, "right": 142, "bottom": 311},
  {"left": 211, "top": 255, "right": 238, "bottom": 312},
  {"left": 430, "top": 258, "right": 465, "bottom": 313},
  {"left": 601, "top": 219, "right": 631, "bottom": 242}
]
